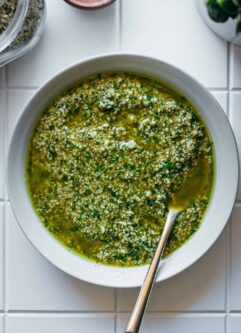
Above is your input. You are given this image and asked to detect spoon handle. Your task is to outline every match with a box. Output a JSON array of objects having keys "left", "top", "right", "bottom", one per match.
[{"left": 125, "top": 210, "right": 179, "bottom": 333}]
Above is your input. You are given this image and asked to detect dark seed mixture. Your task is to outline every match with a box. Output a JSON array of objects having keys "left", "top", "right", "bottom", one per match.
[
  {"left": 0, "top": 0, "right": 44, "bottom": 49},
  {"left": 0, "top": 0, "right": 18, "bottom": 34}
]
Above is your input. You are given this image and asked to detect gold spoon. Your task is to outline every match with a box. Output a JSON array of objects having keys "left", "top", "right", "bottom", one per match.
[{"left": 125, "top": 159, "right": 209, "bottom": 333}]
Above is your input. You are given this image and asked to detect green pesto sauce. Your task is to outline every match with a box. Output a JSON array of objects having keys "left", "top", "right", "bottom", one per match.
[{"left": 26, "top": 73, "right": 214, "bottom": 267}]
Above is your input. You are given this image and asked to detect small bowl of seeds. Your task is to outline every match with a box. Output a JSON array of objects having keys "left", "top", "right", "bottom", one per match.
[{"left": 0, "top": 0, "right": 46, "bottom": 67}]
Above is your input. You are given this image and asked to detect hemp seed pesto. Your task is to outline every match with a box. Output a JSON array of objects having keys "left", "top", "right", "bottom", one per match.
[{"left": 26, "top": 73, "right": 214, "bottom": 267}]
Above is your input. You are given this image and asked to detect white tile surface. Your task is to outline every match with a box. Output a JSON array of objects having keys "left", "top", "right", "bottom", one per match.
[
  {"left": 228, "top": 315, "right": 241, "bottom": 333},
  {"left": 6, "top": 204, "right": 115, "bottom": 311},
  {"left": 117, "top": 314, "right": 225, "bottom": 333},
  {"left": 8, "top": 0, "right": 119, "bottom": 87},
  {"left": 211, "top": 92, "right": 228, "bottom": 114},
  {"left": 0, "top": 0, "right": 237, "bottom": 331},
  {"left": 0, "top": 90, "right": 6, "bottom": 199},
  {"left": 230, "top": 93, "right": 241, "bottom": 199},
  {"left": 117, "top": 228, "right": 227, "bottom": 312},
  {"left": 7, "top": 89, "right": 35, "bottom": 142},
  {"left": 230, "top": 45, "right": 241, "bottom": 89},
  {"left": 6, "top": 314, "right": 114, "bottom": 333},
  {"left": 229, "top": 205, "right": 241, "bottom": 310},
  {"left": 0, "top": 205, "right": 4, "bottom": 311},
  {"left": 121, "top": 0, "right": 227, "bottom": 88}
]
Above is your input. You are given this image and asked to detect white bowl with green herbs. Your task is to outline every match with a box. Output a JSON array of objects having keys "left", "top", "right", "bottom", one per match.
[{"left": 7, "top": 54, "right": 239, "bottom": 288}]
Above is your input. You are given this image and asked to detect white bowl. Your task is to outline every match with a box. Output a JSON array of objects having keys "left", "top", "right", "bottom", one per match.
[{"left": 7, "top": 54, "right": 239, "bottom": 288}]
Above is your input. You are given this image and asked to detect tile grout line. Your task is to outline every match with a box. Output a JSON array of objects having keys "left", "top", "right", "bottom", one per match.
[
  {"left": 227, "top": 43, "right": 231, "bottom": 119},
  {"left": 208, "top": 88, "right": 228, "bottom": 92},
  {"left": 3, "top": 64, "right": 9, "bottom": 331},
  {"left": 114, "top": 288, "right": 117, "bottom": 313},
  {"left": 3, "top": 64, "right": 10, "bottom": 327},
  {"left": 114, "top": 313, "right": 117, "bottom": 333},
  {"left": 226, "top": 222, "right": 231, "bottom": 329},
  {"left": 3, "top": 314, "right": 6, "bottom": 333},
  {"left": 230, "top": 88, "right": 241, "bottom": 91},
  {"left": 2, "top": 203, "right": 6, "bottom": 319},
  {"left": 6, "top": 310, "right": 119, "bottom": 315},
  {"left": 5, "top": 310, "right": 228, "bottom": 314},
  {"left": 6, "top": 64, "right": 9, "bottom": 90},
  {"left": 3, "top": 67, "right": 7, "bottom": 88},
  {"left": 226, "top": 47, "right": 234, "bottom": 327},
  {"left": 228, "top": 310, "right": 241, "bottom": 313},
  {"left": 114, "top": 288, "right": 117, "bottom": 332}
]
